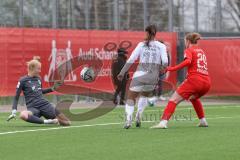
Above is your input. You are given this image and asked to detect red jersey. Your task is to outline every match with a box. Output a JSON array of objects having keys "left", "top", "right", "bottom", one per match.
[{"left": 184, "top": 46, "right": 209, "bottom": 77}]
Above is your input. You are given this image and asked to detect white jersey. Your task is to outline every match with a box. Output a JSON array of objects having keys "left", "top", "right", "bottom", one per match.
[{"left": 121, "top": 40, "right": 168, "bottom": 84}]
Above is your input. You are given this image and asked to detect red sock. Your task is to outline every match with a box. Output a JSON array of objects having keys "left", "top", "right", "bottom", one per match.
[
  {"left": 161, "top": 101, "right": 177, "bottom": 120},
  {"left": 190, "top": 99, "right": 205, "bottom": 119}
]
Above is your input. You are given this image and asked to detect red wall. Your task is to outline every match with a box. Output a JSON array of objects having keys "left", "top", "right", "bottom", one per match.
[
  {"left": 199, "top": 39, "right": 240, "bottom": 95},
  {"left": 0, "top": 28, "right": 177, "bottom": 96}
]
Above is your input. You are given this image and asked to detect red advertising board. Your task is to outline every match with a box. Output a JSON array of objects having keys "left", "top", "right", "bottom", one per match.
[
  {"left": 0, "top": 28, "right": 177, "bottom": 96},
  {"left": 199, "top": 38, "right": 240, "bottom": 95}
]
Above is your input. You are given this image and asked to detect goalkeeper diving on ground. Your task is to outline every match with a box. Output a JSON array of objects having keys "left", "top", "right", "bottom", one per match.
[{"left": 7, "top": 56, "right": 71, "bottom": 126}]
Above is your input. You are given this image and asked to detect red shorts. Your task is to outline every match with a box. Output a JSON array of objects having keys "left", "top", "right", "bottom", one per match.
[{"left": 177, "top": 75, "right": 211, "bottom": 100}]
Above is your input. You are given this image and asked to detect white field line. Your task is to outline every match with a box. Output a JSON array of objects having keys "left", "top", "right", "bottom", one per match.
[
  {"left": 0, "top": 122, "right": 122, "bottom": 135},
  {"left": 142, "top": 105, "right": 240, "bottom": 112},
  {"left": 101, "top": 105, "right": 240, "bottom": 115},
  {"left": 1, "top": 116, "right": 240, "bottom": 136}
]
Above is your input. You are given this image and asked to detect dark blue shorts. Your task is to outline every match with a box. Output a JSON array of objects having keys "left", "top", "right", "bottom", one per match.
[{"left": 27, "top": 104, "right": 59, "bottom": 119}]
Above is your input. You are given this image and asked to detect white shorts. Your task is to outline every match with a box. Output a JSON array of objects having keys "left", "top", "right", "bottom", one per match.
[{"left": 129, "top": 79, "right": 156, "bottom": 92}]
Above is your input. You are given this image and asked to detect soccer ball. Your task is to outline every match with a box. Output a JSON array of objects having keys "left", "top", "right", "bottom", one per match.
[{"left": 80, "top": 67, "right": 95, "bottom": 82}]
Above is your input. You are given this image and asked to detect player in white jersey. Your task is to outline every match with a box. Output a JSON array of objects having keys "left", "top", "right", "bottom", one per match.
[{"left": 118, "top": 25, "right": 168, "bottom": 129}]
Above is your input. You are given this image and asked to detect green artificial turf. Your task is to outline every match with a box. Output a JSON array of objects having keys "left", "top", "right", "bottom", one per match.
[{"left": 0, "top": 104, "right": 240, "bottom": 160}]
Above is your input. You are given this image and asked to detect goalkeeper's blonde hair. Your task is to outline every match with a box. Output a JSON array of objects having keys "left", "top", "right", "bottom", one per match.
[{"left": 27, "top": 56, "right": 41, "bottom": 72}]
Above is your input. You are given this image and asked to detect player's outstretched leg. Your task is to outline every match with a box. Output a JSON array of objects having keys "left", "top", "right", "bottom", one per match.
[
  {"left": 151, "top": 91, "right": 184, "bottom": 129},
  {"left": 124, "top": 100, "right": 135, "bottom": 129},
  {"left": 151, "top": 101, "right": 177, "bottom": 129},
  {"left": 41, "top": 106, "right": 71, "bottom": 126},
  {"left": 135, "top": 96, "right": 148, "bottom": 127},
  {"left": 123, "top": 90, "right": 139, "bottom": 129},
  {"left": 20, "top": 111, "right": 58, "bottom": 124},
  {"left": 190, "top": 99, "right": 208, "bottom": 127}
]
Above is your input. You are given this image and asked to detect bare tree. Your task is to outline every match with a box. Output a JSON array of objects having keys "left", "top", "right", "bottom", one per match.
[
  {"left": 93, "top": 0, "right": 99, "bottom": 29},
  {"left": 227, "top": 0, "right": 240, "bottom": 30},
  {"left": 222, "top": 0, "right": 240, "bottom": 31},
  {"left": 126, "top": 0, "right": 132, "bottom": 29}
]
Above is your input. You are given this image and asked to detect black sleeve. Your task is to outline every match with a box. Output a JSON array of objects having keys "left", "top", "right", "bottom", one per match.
[
  {"left": 40, "top": 77, "right": 53, "bottom": 94},
  {"left": 167, "top": 53, "right": 171, "bottom": 66},
  {"left": 12, "top": 80, "right": 23, "bottom": 110},
  {"left": 42, "top": 88, "right": 53, "bottom": 94},
  {"left": 112, "top": 62, "right": 119, "bottom": 77},
  {"left": 119, "top": 58, "right": 126, "bottom": 70},
  {"left": 114, "top": 59, "right": 126, "bottom": 75}
]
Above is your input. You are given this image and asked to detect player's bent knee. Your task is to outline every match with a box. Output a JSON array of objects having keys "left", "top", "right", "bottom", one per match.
[
  {"left": 169, "top": 98, "right": 178, "bottom": 104},
  {"left": 141, "top": 92, "right": 152, "bottom": 97},
  {"left": 169, "top": 92, "right": 184, "bottom": 104},
  {"left": 20, "top": 111, "right": 30, "bottom": 120},
  {"left": 126, "top": 99, "right": 135, "bottom": 106},
  {"left": 189, "top": 95, "right": 196, "bottom": 101},
  {"left": 127, "top": 90, "right": 139, "bottom": 101},
  {"left": 169, "top": 96, "right": 179, "bottom": 104}
]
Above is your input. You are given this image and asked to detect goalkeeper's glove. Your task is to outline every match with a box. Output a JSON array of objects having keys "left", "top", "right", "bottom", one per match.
[
  {"left": 52, "top": 81, "right": 63, "bottom": 91},
  {"left": 7, "top": 109, "right": 17, "bottom": 121}
]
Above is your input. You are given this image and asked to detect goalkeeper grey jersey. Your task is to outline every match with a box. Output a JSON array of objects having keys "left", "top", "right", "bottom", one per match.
[{"left": 12, "top": 75, "right": 53, "bottom": 110}]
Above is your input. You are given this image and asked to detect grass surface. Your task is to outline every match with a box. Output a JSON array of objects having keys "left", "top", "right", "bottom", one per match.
[{"left": 0, "top": 104, "right": 240, "bottom": 160}]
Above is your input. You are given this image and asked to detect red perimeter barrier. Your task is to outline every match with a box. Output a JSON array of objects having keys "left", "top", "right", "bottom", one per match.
[
  {"left": 199, "top": 38, "right": 240, "bottom": 96},
  {"left": 0, "top": 28, "right": 177, "bottom": 96}
]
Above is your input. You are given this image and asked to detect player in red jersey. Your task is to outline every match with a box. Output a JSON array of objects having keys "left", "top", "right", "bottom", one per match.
[{"left": 151, "top": 32, "right": 211, "bottom": 129}]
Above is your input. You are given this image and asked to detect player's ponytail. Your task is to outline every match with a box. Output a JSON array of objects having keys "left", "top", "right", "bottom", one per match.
[
  {"left": 145, "top": 24, "right": 157, "bottom": 47},
  {"left": 185, "top": 32, "right": 201, "bottom": 44}
]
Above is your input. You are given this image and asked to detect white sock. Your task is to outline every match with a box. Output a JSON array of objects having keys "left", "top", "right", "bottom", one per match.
[
  {"left": 136, "top": 97, "right": 148, "bottom": 116},
  {"left": 125, "top": 104, "right": 134, "bottom": 121},
  {"left": 148, "top": 96, "right": 158, "bottom": 104},
  {"left": 200, "top": 118, "right": 207, "bottom": 123},
  {"left": 44, "top": 119, "right": 51, "bottom": 124},
  {"left": 44, "top": 119, "right": 58, "bottom": 124},
  {"left": 160, "top": 120, "right": 168, "bottom": 126}
]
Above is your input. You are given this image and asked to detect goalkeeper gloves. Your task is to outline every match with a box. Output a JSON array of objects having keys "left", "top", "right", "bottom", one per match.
[
  {"left": 52, "top": 81, "right": 63, "bottom": 91},
  {"left": 7, "top": 109, "right": 17, "bottom": 121}
]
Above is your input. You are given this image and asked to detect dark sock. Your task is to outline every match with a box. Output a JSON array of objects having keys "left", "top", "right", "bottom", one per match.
[{"left": 26, "top": 115, "right": 44, "bottom": 124}]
